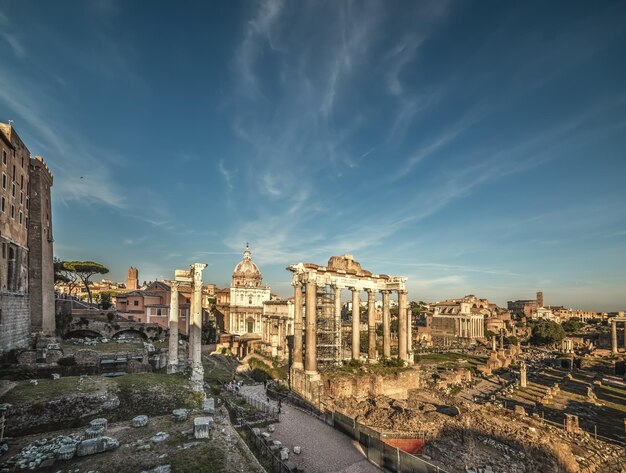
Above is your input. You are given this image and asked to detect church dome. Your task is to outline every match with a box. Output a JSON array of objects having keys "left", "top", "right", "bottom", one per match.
[{"left": 232, "top": 244, "right": 263, "bottom": 288}]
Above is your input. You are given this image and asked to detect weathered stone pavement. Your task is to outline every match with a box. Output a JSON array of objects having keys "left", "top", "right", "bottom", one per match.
[{"left": 240, "top": 384, "right": 381, "bottom": 473}]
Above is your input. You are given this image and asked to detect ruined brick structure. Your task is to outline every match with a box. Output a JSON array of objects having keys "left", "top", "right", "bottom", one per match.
[{"left": 28, "top": 157, "right": 55, "bottom": 334}]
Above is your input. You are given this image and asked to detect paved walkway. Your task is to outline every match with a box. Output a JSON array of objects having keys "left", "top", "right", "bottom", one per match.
[{"left": 240, "top": 385, "right": 381, "bottom": 473}]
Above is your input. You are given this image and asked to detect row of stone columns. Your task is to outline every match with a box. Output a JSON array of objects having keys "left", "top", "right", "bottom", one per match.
[
  {"left": 456, "top": 317, "right": 483, "bottom": 338},
  {"left": 292, "top": 281, "right": 411, "bottom": 375}
]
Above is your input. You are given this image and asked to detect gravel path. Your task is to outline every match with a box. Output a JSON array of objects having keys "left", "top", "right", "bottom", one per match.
[{"left": 240, "top": 384, "right": 381, "bottom": 473}]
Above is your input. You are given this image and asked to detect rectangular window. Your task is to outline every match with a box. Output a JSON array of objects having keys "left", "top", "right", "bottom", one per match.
[
  {"left": 18, "top": 211, "right": 22, "bottom": 225},
  {"left": 134, "top": 300, "right": 139, "bottom": 306},
  {"left": 11, "top": 182, "right": 15, "bottom": 197},
  {"left": 1, "top": 197, "right": 4, "bottom": 213},
  {"left": 2, "top": 173, "right": 5, "bottom": 189},
  {"left": 20, "top": 191, "right": 23, "bottom": 205},
  {"left": 20, "top": 175, "right": 23, "bottom": 189},
  {"left": 12, "top": 164, "right": 15, "bottom": 180},
  {"left": 21, "top": 156, "right": 24, "bottom": 167},
  {"left": 2, "top": 150, "right": 6, "bottom": 165},
  {"left": 10, "top": 204, "right": 14, "bottom": 219}
]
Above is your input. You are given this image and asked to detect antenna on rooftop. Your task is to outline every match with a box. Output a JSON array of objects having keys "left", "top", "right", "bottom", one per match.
[{"left": 7, "top": 120, "right": 14, "bottom": 126}]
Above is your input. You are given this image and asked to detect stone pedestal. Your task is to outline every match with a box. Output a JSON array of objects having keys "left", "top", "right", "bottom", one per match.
[
  {"left": 193, "top": 416, "right": 213, "bottom": 439},
  {"left": 291, "top": 367, "right": 320, "bottom": 406}
]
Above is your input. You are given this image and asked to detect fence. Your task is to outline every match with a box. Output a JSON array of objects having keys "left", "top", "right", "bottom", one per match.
[{"left": 333, "top": 411, "right": 448, "bottom": 473}]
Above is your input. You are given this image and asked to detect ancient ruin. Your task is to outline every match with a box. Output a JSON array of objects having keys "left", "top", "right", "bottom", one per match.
[{"left": 287, "top": 254, "right": 411, "bottom": 404}]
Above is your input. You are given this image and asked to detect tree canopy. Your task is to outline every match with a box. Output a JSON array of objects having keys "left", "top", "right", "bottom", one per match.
[
  {"left": 64, "top": 261, "right": 109, "bottom": 303},
  {"left": 531, "top": 320, "right": 565, "bottom": 346}
]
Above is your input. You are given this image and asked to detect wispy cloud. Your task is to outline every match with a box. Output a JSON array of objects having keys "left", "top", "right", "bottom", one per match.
[
  {"left": 2, "top": 32, "right": 26, "bottom": 58},
  {"left": 218, "top": 159, "right": 234, "bottom": 190}
]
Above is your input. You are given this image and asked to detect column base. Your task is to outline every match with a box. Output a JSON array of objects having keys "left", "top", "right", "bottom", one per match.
[
  {"left": 292, "top": 361, "right": 304, "bottom": 370},
  {"left": 167, "top": 362, "right": 179, "bottom": 374}
]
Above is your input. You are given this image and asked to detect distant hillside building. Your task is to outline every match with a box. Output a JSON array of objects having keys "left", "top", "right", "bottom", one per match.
[
  {"left": 507, "top": 291, "right": 543, "bottom": 317},
  {"left": 0, "top": 123, "right": 55, "bottom": 353},
  {"left": 126, "top": 266, "right": 139, "bottom": 290}
]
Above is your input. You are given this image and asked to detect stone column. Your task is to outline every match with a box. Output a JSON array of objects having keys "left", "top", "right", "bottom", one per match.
[
  {"left": 382, "top": 290, "right": 391, "bottom": 358},
  {"left": 351, "top": 288, "right": 360, "bottom": 361},
  {"left": 305, "top": 280, "right": 317, "bottom": 374},
  {"left": 492, "top": 335, "right": 497, "bottom": 351},
  {"left": 293, "top": 282, "right": 304, "bottom": 370},
  {"left": 334, "top": 286, "right": 342, "bottom": 363},
  {"left": 167, "top": 281, "right": 180, "bottom": 374},
  {"left": 520, "top": 361, "right": 527, "bottom": 388},
  {"left": 366, "top": 289, "right": 376, "bottom": 361},
  {"left": 398, "top": 290, "right": 407, "bottom": 362},
  {"left": 190, "top": 263, "right": 207, "bottom": 391}
]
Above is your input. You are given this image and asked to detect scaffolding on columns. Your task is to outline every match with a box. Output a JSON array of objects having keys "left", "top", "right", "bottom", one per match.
[{"left": 316, "top": 285, "right": 341, "bottom": 368}]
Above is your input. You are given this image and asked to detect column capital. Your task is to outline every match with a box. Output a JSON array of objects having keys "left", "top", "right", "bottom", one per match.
[
  {"left": 349, "top": 286, "right": 360, "bottom": 293},
  {"left": 170, "top": 280, "right": 180, "bottom": 290},
  {"left": 380, "top": 289, "right": 390, "bottom": 295},
  {"left": 398, "top": 289, "right": 408, "bottom": 295}
]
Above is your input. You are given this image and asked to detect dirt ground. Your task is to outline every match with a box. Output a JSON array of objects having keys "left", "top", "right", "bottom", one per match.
[{"left": 1, "top": 405, "right": 264, "bottom": 473}]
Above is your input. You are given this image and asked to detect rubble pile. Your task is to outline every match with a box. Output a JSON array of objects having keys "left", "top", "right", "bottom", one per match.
[
  {"left": 0, "top": 434, "right": 82, "bottom": 470},
  {"left": 334, "top": 390, "right": 625, "bottom": 473}
]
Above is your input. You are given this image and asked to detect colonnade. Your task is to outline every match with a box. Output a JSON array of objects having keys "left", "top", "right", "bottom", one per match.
[
  {"left": 455, "top": 316, "right": 485, "bottom": 339},
  {"left": 292, "top": 281, "right": 412, "bottom": 375}
]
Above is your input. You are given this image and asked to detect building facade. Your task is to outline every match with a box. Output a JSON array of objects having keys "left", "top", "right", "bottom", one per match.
[
  {"left": 260, "top": 298, "right": 294, "bottom": 360},
  {"left": 228, "top": 244, "right": 271, "bottom": 335},
  {"left": 430, "top": 297, "right": 485, "bottom": 344},
  {"left": 0, "top": 123, "right": 55, "bottom": 354}
]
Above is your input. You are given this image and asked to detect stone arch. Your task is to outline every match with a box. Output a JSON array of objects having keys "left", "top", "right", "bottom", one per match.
[
  {"left": 112, "top": 329, "right": 148, "bottom": 340},
  {"left": 63, "top": 329, "right": 103, "bottom": 339}
]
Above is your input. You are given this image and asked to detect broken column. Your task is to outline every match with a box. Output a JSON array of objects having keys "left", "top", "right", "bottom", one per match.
[
  {"left": 190, "top": 263, "right": 207, "bottom": 392},
  {"left": 168, "top": 281, "right": 180, "bottom": 374},
  {"left": 520, "top": 361, "right": 527, "bottom": 388}
]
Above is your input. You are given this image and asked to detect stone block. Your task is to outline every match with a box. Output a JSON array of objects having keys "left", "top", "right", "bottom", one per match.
[
  {"left": 56, "top": 444, "right": 76, "bottom": 460},
  {"left": 261, "top": 432, "right": 271, "bottom": 440},
  {"left": 132, "top": 415, "right": 149, "bottom": 428},
  {"left": 84, "top": 427, "right": 105, "bottom": 439},
  {"left": 151, "top": 432, "right": 169, "bottom": 443},
  {"left": 267, "top": 424, "right": 276, "bottom": 433},
  {"left": 172, "top": 409, "right": 189, "bottom": 421},
  {"left": 272, "top": 440, "right": 282, "bottom": 448},
  {"left": 293, "top": 446, "right": 301, "bottom": 454},
  {"left": 252, "top": 427, "right": 261, "bottom": 436},
  {"left": 514, "top": 405, "right": 526, "bottom": 416},
  {"left": 280, "top": 448, "right": 289, "bottom": 461},
  {"left": 90, "top": 418, "right": 108, "bottom": 431},
  {"left": 76, "top": 436, "right": 119, "bottom": 456},
  {"left": 46, "top": 350, "right": 64, "bottom": 364},
  {"left": 203, "top": 398, "right": 215, "bottom": 415},
  {"left": 193, "top": 417, "right": 213, "bottom": 439},
  {"left": 17, "top": 350, "right": 37, "bottom": 365},
  {"left": 51, "top": 373, "right": 61, "bottom": 380}
]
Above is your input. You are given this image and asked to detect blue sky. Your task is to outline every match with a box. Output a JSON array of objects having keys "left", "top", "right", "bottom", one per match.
[{"left": 1, "top": 0, "right": 625, "bottom": 310}]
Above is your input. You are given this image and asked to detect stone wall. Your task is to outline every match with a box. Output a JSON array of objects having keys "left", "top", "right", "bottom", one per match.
[
  {"left": 322, "top": 368, "right": 422, "bottom": 401},
  {"left": 0, "top": 292, "right": 30, "bottom": 354}
]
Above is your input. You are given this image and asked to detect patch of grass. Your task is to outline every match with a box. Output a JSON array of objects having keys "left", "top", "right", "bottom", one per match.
[
  {"left": 1, "top": 376, "right": 102, "bottom": 404},
  {"left": 168, "top": 443, "right": 227, "bottom": 472}
]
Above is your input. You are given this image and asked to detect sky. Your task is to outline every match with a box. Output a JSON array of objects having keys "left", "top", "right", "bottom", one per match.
[{"left": 1, "top": 0, "right": 625, "bottom": 311}]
